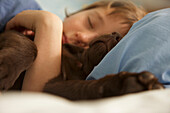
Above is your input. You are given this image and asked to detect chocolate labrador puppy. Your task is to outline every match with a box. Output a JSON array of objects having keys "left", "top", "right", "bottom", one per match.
[
  {"left": 43, "top": 32, "right": 164, "bottom": 100},
  {"left": 0, "top": 31, "right": 164, "bottom": 100}
]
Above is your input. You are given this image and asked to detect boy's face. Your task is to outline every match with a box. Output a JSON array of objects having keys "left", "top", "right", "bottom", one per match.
[{"left": 63, "top": 7, "right": 129, "bottom": 48}]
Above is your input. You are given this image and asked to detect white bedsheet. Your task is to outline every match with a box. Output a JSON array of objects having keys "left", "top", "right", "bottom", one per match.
[{"left": 0, "top": 89, "right": 170, "bottom": 113}]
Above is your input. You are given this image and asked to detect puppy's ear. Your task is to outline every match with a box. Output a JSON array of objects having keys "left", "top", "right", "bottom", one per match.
[
  {"left": 107, "top": 32, "right": 122, "bottom": 51},
  {"left": 62, "top": 44, "right": 84, "bottom": 55}
]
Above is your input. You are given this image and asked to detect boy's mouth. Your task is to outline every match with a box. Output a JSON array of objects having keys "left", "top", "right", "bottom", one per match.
[{"left": 62, "top": 33, "right": 68, "bottom": 44}]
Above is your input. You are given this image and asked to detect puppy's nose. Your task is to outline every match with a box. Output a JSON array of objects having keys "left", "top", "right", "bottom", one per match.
[{"left": 111, "top": 32, "right": 122, "bottom": 42}]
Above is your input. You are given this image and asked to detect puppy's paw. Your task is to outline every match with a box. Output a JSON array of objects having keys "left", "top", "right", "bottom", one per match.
[
  {"left": 100, "top": 71, "right": 164, "bottom": 97},
  {"left": 137, "top": 71, "right": 164, "bottom": 89},
  {"left": 118, "top": 71, "right": 164, "bottom": 94}
]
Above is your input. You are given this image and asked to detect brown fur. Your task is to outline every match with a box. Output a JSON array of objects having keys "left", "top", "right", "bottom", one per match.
[
  {"left": 0, "top": 30, "right": 37, "bottom": 90},
  {"left": 44, "top": 71, "right": 164, "bottom": 100}
]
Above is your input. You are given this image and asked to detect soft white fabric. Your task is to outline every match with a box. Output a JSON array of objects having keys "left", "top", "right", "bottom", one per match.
[{"left": 0, "top": 89, "right": 170, "bottom": 113}]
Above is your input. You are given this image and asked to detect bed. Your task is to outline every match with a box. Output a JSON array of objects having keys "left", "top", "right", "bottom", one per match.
[
  {"left": 0, "top": 89, "right": 170, "bottom": 113},
  {"left": 0, "top": 0, "right": 170, "bottom": 113}
]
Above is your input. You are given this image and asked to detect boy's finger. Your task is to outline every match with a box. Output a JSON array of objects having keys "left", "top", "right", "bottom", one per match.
[{"left": 23, "top": 30, "right": 35, "bottom": 36}]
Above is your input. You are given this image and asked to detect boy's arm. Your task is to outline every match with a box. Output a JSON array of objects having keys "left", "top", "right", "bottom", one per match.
[
  {"left": 23, "top": 16, "right": 62, "bottom": 91},
  {"left": 6, "top": 10, "right": 63, "bottom": 91}
]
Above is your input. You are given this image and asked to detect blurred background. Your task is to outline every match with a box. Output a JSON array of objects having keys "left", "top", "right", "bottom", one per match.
[
  {"left": 36, "top": 0, "right": 170, "bottom": 20},
  {"left": 36, "top": 0, "right": 97, "bottom": 20},
  {"left": 131, "top": 0, "right": 170, "bottom": 12}
]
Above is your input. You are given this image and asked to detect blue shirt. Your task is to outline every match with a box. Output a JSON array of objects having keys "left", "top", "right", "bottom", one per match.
[{"left": 86, "top": 8, "right": 170, "bottom": 88}]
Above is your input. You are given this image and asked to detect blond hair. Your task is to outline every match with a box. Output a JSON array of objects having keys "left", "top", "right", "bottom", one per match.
[
  {"left": 66, "top": 0, "right": 147, "bottom": 30},
  {"left": 65, "top": 0, "right": 147, "bottom": 36}
]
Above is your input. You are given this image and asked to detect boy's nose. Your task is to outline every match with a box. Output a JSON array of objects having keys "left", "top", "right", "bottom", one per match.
[{"left": 75, "top": 32, "right": 98, "bottom": 44}]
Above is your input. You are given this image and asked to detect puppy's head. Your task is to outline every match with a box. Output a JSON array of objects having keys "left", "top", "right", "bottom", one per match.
[
  {"left": 89, "top": 32, "right": 122, "bottom": 51},
  {"left": 82, "top": 32, "right": 122, "bottom": 75}
]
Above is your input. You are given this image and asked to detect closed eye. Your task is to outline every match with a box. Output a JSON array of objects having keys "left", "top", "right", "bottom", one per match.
[{"left": 88, "top": 16, "right": 93, "bottom": 29}]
